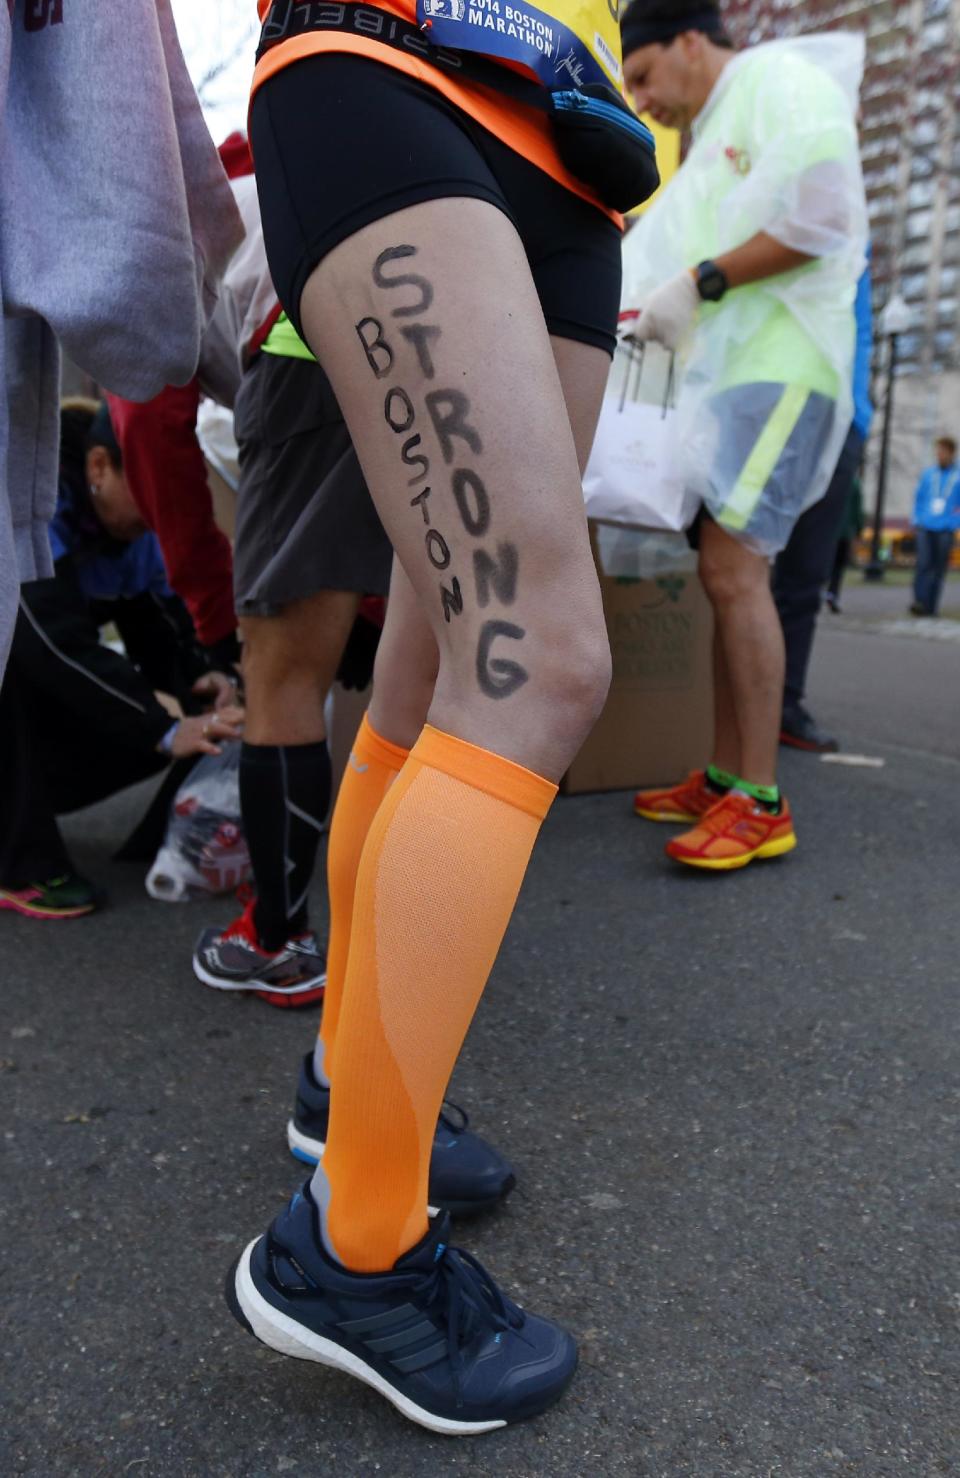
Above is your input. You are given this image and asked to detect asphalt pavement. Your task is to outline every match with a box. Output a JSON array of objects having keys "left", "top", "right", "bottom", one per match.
[{"left": 2, "top": 575, "right": 959, "bottom": 1477}]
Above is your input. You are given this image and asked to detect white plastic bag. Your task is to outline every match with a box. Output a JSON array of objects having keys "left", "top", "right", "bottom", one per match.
[
  {"left": 196, "top": 399, "right": 240, "bottom": 491},
  {"left": 583, "top": 341, "right": 698, "bottom": 532},
  {"left": 146, "top": 745, "right": 250, "bottom": 902}
]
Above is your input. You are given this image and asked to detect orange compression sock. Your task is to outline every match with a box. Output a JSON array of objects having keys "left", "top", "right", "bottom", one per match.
[
  {"left": 314, "top": 713, "right": 410, "bottom": 1087},
  {"left": 314, "top": 723, "right": 557, "bottom": 1272}
]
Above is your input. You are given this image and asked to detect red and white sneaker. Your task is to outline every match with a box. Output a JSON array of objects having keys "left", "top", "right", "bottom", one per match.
[{"left": 192, "top": 897, "right": 326, "bottom": 1008}]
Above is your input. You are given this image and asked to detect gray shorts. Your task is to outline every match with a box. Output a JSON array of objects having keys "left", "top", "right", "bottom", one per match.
[
  {"left": 232, "top": 351, "right": 393, "bottom": 617},
  {"left": 699, "top": 383, "right": 836, "bottom": 556}
]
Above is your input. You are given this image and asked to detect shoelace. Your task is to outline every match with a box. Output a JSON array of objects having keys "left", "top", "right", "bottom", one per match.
[
  {"left": 274, "top": 1195, "right": 528, "bottom": 1406},
  {"left": 697, "top": 795, "right": 755, "bottom": 836},
  {"left": 413, "top": 1244, "right": 526, "bottom": 1405}
]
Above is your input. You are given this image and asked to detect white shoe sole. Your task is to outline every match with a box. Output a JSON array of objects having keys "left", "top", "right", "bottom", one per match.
[
  {"left": 193, "top": 956, "right": 326, "bottom": 996},
  {"left": 233, "top": 1238, "right": 505, "bottom": 1436},
  {"left": 286, "top": 1119, "right": 439, "bottom": 1217}
]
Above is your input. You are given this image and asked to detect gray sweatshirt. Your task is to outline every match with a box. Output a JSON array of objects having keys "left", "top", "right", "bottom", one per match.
[{"left": 1, "top": 0, "right": 245, "bottom": 668}]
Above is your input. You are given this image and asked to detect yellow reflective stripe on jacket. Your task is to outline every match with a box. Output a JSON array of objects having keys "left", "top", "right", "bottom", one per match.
[{"left": 718, "top": 386, "right": 809, "bottom": 532}]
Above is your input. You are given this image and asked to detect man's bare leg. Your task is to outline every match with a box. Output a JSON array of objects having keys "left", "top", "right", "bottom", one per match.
[
  {"left": 241, "top": 590, "right": 360, "bottom": 746},
  {"left": 662, "top": 517, "right": 796, "bottom": 869},
  {"left": 698, "top": 517, "right": 782, "bottom": 788},
  {"left": 193, "top": 590, "right": 364, "bottom": 1001},
  {"left": 366, "top": 562, "right": 437, "bottom": 752},
  {"left": 234, "top": 591, "right": 361, "bottom": 953},
  {"left": 710, "top": 626, "right": 742, "bottom": 779}
]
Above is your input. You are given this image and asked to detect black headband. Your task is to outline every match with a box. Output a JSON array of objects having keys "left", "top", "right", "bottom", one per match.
[{"left": 620, "top": 7, "right": 725, "bottom": 57}]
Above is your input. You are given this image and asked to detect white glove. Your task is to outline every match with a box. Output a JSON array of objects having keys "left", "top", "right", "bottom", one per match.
[{"left": 630, "top": 269, "right": 700, "bottom": 351}]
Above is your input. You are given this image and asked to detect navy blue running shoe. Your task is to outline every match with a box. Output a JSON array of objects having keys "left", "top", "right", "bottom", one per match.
[
  {"left": 226, "top": 1183, "right": 577, "bottom": 1434},
  {"left": 286, "top": 1053, "right": 515, "bottom": 1217}
]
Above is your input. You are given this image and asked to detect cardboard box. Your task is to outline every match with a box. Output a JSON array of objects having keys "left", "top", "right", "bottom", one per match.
[{"left": 562, "top": 521, "right": 714, "bottom": 794}]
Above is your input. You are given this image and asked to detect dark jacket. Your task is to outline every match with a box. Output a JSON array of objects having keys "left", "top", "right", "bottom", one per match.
[{"left": 14, "top": 553, "right": 208, "bottom": 761}]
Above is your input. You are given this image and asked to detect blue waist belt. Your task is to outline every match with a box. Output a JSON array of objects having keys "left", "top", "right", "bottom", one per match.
[{"left": 256, "top": 2, "right": 659, "bottom": 213}]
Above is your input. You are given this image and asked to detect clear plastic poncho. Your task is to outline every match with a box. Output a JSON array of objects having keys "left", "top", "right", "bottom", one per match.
[{"left": 622, "top": 34, "right": 869, "bottom": 555}]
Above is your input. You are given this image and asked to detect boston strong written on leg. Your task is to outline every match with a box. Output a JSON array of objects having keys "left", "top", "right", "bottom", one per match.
[{"left": 356, "top": 244, "right": 528, "bottom": 700}]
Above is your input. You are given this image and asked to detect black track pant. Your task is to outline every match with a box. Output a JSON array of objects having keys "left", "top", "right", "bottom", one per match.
[
  {"left": 0, "top": 670, "right": 166, "bottom": 886},
  {"left": 773, "top": 423, "right": 864, "bottom": 708}
]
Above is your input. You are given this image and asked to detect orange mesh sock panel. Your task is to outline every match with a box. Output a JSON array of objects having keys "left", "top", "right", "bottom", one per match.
[
  {"left": 318, "top": 724, "right": 556, "bottom": 1271},
  {"left": 316, "top": 713, "right": 409, "bottom": 1085}
]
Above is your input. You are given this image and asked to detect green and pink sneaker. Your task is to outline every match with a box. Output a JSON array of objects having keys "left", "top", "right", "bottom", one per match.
[{"left": 0, "top": 874, "right": 101, "bottom": 919}]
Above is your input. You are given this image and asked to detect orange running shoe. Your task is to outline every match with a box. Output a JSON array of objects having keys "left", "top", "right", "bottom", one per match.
[
  {"left": 666, "top": 791, "right": 797, "bottom": 870},
  {"left": 634, "top": 770, "right": 719, "bottom": 823}
]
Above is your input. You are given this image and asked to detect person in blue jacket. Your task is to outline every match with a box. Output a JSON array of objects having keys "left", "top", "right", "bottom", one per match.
[{"left": 910, "top": 436, "right": 960, "bottom": 616}]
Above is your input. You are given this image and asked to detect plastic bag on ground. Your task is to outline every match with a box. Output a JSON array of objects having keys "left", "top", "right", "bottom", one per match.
[{"left": 146, "top": 744, "right": 250, "bottom": 902}]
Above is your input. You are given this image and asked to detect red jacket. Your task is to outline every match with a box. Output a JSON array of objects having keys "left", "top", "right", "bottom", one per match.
[
  {"left": 105, "top": 134, "right": 258, "bottom": 654},
  {"left": 105, "top": 382, "right": 236, "bottom": 651}
]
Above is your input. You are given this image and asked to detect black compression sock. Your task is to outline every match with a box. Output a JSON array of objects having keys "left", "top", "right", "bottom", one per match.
[{"left": 239, "top": 741, "right": 332, "bottom": 951}]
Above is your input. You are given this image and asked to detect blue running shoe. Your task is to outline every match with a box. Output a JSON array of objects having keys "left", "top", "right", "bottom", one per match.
[
  {"left": 286, "top": 1054, "right": 515, "bottom": 1217},
  {"left": 226, "top": 1183, "right": 577, "bottom": 1434}
]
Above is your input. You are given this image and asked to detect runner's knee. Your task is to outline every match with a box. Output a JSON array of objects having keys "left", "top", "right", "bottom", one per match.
[
  {"left": 542, "top": 616, "right": 612, "bottom": 747},
  {"left": 458, "top": 602, "right": 611, "bottom": 754},
  {"left": 699, "top": 543, "right": 767, "bottom": 610},
  {"left": 240, "top": 615, "right": 327, "bottom": 694}
]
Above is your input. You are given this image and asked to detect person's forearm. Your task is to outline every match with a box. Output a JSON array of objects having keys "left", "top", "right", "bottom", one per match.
[{"left": 713, "top": 232, "right": 815, "bottom": 290}]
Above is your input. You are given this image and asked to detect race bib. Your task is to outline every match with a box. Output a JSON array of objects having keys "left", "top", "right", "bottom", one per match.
[
  {"left": 931, "top": 497, "right": 947, "bottom": 516},
  {"left": 418, "top": 0, "right": 622, "bottom": 90}
]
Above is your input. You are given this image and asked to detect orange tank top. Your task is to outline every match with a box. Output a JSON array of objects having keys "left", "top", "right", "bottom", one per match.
[{"left": 252, "top": 0, "right": 621, "bottom": 225}]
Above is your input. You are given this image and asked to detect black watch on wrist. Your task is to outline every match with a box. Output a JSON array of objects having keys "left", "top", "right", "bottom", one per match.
[{"left": 695, "top": 260, "right": 729, "bottom": 302}]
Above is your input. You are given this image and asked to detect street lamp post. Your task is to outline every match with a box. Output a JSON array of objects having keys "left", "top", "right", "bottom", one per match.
[{"left": 864, "top": 291, "right": 913, "bottom": 582}]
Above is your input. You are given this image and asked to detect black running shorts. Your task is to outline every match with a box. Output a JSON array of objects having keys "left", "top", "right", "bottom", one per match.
[
  {"left": 250, "top": 54, "right": 622, "bottom": 356},
  {"left": 232, "top": 350, "right": 393, "bottom": 615}
]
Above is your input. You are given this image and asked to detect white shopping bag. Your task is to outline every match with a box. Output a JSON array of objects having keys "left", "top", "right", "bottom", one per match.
[{"left": 583, "top": 342, "right": 699, "bottom": 532}]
